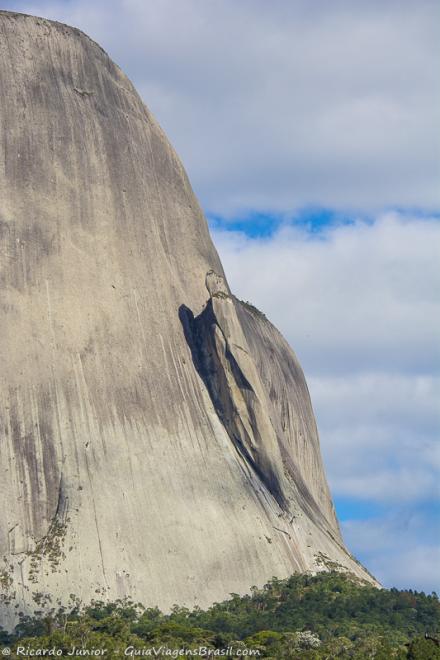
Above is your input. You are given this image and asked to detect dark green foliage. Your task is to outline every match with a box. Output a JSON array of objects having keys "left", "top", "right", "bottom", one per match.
[
  {"left": 236, "top": 297, "right": 267, "bottom": 320},
  {"left": 407, "top": 636, "right": 440, "bottom": 659},
  {"left": 4, "top": 572, "right": 439, "bottom": 658}
]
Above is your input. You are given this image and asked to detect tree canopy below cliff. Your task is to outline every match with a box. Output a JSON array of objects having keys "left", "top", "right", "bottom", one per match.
[{"left": 2, "top": 571, "right": 439, "bottom": 658}]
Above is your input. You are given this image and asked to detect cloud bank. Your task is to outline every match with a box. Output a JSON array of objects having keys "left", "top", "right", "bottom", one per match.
[
  {"left": 213, "top": 213, "right": 440, "bottom": 591},
  {"left": 9, "top": 0, "right": 440, "bottom": 214}
]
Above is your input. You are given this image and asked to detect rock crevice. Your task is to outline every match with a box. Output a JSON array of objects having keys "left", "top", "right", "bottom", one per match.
[{"left": 179, "top": 272, "right": 287, "bottom": 511}]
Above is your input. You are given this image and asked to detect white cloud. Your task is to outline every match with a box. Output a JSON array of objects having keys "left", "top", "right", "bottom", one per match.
[
  {"left": 343, "top": 513, "right": 440, "bottom": 592},
  {"left": 373, "top": 545, "right": 440, "bottom": 593},
  {"left": 213, "top": 213, "right": 440, "bottom": 587},
  {"left": 7, "top": 0, "right": 440, "bottom": 214},
  {"left": 213, "top": 213, "right": 440, "bottom": 375},
  {"left": 310, "top": 372, "right": 440, "bottom": 502}
]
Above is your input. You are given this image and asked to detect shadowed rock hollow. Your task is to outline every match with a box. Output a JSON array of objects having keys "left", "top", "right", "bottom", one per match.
[{"left": 0, "top": 10, "right": 377, "bottom": 628}]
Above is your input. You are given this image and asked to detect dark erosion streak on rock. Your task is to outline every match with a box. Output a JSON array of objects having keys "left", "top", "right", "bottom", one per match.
[{"left": 179, "top": 302, "right": 287, "bottom": 510}]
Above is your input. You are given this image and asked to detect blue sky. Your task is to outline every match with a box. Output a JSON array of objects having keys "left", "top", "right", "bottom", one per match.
[{"left": 3, "top": 0, "right": 440, "bottom": 592}]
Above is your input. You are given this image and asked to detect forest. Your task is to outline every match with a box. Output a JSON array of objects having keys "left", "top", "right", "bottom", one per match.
[{"left": 1, "top": 571, "right": 439, "bottom": 658}]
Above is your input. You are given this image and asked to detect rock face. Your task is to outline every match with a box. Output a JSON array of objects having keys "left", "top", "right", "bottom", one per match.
[{"left": 0, "top": 10, "right": 376, "bottom": 628}]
